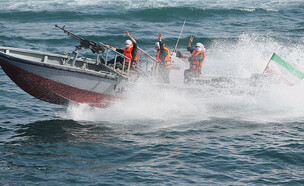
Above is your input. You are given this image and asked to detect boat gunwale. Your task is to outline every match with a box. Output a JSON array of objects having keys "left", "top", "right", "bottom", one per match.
[{"left": 0, "top": 47, "right": 119, "bottom": 81}]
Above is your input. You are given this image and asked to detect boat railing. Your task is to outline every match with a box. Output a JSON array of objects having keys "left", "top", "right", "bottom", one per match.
[
  {"left": 62, "top": 42, "right": 159, "bottom": 81},
  {"left": 98, "top": 42, "right": 159, "bottom": 80},
  {"left": 137, "top": 47, "right": 159, "bottom": 76},
  {"left": 99, "top": 42, "right": 132, "bottom": 78},
  {"left": 62, "top": 44, "right": 130, "bottom": 79}
]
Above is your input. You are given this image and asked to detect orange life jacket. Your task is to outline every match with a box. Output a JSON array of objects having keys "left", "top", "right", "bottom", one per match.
[
  {"left": 123, "top": 44, "right": 138, "bottom": 68},
  {"left": 189, "top": 50, "right": 205, "bottom": 73},
  {"left": 156, "top": 47, "right": 171, "bottom": 68}
]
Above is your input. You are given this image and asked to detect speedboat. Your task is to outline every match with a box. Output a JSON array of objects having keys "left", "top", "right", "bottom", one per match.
[
  {"left": 1, "top": 26, "right": 286, "bottom": 108},
  {"left": 0, "top": 46, "right": 131, "bottom": 107},
  {"left": 0, "top": 26, "right": 160, "bottom": 107}
]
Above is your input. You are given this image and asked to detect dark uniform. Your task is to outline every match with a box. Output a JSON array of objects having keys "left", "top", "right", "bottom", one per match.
[{"left": 156, "top": 41, "right": 171, "bottom": 83}]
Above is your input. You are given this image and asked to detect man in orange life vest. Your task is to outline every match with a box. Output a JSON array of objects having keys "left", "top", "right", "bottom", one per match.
[
  {"left": 180, "top": 35, "right": 205, "bottom": 83},
  {"left": 105, "top": 31, "right": 138, "bottom": 70},
  {"left": 155, "top": 33, "right": 171, "bottom": 83}
]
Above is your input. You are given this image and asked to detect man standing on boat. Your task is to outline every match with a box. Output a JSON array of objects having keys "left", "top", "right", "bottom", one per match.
[
  {"left": 179, "top": 35, "right": 205, "bottom": 83},
  {"left": 105, "top": 31, "right": 138, "bottom": 70},
  {"left": 155, "top": 33, "right": 171, "bottom": 83}
]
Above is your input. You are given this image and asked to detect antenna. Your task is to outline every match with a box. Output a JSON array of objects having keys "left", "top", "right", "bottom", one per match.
[{"left": 173, "top": 19, "right": 186, "bottom": 53}]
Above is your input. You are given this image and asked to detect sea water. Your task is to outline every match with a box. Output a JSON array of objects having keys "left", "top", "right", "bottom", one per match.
[{"left": 1, "top": 0, "right": 304, "bottom": 185}]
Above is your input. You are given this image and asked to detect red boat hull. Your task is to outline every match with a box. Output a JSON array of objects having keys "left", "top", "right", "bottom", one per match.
[{"left": 0, "top": 59, "right": 118, "bottom": 108}]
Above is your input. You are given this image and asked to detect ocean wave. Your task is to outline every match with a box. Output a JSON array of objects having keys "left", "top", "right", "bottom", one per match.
[
  {"left": 0, "top": 7, "right": 282, "bottom": 26},
  {"left": 0, "top": 0, "right": 302, "bottom": 11},
  {"left": 0, "top": 0, "right": 300, "bottom": 14}
]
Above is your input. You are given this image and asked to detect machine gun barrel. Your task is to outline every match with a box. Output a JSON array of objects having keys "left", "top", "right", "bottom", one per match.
[
  {"left": 55, "top": 25, "right": 85, "bottom": 41},
  {"left": 55, "top": 25, "right": 104, "bottom": 54}
]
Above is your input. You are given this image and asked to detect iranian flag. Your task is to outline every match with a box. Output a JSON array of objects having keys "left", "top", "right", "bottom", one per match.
[{"left": 264, "top": 53, "right": 304, "bottom": 86}]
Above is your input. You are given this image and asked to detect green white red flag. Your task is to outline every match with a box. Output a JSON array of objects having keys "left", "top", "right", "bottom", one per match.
[{"left": 263, "top": 53, "right": 304, "bottom": 86}]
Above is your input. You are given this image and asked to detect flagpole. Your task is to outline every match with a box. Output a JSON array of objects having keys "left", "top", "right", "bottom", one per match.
[{"left": 262, "top": 53, "right": 275, "bottom": 75}]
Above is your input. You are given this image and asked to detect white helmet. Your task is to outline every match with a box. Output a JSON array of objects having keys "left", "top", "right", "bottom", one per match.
[
  {"left": 196, "top": 42, "right": 205, "bottom": 51},
  {"left": 125, "top": 40, "right": 132, "bottom": 46}
]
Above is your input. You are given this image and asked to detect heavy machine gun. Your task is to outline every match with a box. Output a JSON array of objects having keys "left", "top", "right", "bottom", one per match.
[{"left": 55, "top": 25, "right": 104, "bottom": 54}]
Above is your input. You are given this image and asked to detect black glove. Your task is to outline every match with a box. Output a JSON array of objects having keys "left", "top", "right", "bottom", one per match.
[{"left": 176, "top": 51, "right": 182, "bottom": 58}]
